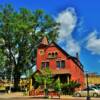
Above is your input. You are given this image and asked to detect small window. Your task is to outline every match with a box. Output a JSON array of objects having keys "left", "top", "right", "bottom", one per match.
[
  {"left": 46, "top": 62, "right": 49, "bottom": 68},
  {"left": 48, "top": 53, "right": 51, "bottom": 58},
  {"left": 40, "top": 50, "right": 44, "bottom": 55},
  {"left": 61, "top": 60, "right": 65, "bottom": 68},
  {"left": 48, "top": 52, "right": 58, "bottom": 58},
  {"left": 55, "top": 52, "right": 58, "bottom": 57},
  {"left": 41, "top": 62, "right": 49, "bottom": 69},
  {"left": 56, "top": 60, "right": 65, "bottom": 68},
  {"left": 41, "top": 62, "right": 45, "bottom": 68},
  {"left": 56, "top": 61, "right": 60, "bottom": 68},
  {"left": 52, "top": 53, "right": 54, "bottom": 57}
]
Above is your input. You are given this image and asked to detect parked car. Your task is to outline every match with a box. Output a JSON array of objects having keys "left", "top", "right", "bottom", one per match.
[
  {"left": 74, "top": 88, "right": 100, "bottom": 97},
  {"left": 89, "top": 85, "right": 100, "bottom": 92}
]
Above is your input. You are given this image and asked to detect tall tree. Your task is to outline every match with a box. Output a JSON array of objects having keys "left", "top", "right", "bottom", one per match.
[
  {"left": 0, "top": 49, "right": 7, "bottom": 71},
  {"left": 0, "top": 4, "right": 59, "bottom": 90}
]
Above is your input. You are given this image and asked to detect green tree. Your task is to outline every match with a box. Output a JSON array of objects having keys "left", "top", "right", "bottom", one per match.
[
  {"left": 0, "top": 49, "right": 7, "bottom": 71},
  {"left": 0, "top": 4, "right": 59, "bottom": 90},
  {"left": 34, "top": 68, "right": 53, "bottom": 96},
  {"left": 54, "top": 77, "right": 61, "bottom": 92}
]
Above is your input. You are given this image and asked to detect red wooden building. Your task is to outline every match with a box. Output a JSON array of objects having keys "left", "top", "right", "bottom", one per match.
[{"left": 36, "top": 37, "right": 85, "bottom": 88}]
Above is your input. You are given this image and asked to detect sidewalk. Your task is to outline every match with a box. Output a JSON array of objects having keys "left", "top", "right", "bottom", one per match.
[
  {"left": 0, "top": 92, "right": 24, "bottom": 98},
  {"left": 0, "top": 93, "right": 100, "bottom": 100},
  {"left": 0, "top": 92, "right": 73, "bottom": 99}
]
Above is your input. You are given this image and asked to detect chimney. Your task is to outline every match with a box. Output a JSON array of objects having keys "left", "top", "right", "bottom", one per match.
[{"left": 76, "top": 52, "right": 79, "bottom": 60}]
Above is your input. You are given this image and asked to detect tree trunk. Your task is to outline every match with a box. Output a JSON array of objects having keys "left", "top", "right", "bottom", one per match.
[{"left": 14, "top": 70, "right": 21, "bottom": 91}]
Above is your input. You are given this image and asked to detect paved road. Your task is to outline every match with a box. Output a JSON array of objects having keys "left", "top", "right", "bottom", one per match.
[{"left": 0, "top": 97, "right": 100, "bottom": 100}]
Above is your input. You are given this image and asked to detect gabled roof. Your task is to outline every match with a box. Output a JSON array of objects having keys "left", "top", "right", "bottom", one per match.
[{"left": 46, "top": 42, "right": 84, "bottom": 72}]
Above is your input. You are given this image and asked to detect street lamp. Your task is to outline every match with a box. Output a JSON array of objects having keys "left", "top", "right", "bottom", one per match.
[{"left": 86, "top": 73, "right": 91, "bottom": 100}]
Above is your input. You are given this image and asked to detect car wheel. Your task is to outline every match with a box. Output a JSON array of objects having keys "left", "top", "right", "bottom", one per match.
[
  {"left": 75, "top": 93, "right": 81, "bottom": 97},
  {"left": 93, "top": 93, "right": 98, "bottom": 97}
]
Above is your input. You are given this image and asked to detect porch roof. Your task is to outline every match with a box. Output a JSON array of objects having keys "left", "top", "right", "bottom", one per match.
[{"left": 51, "top": 69, "right": 71, "bottom": 75}]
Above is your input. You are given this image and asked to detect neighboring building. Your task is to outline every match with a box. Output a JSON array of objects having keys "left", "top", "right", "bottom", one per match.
[
  {"left": 85, "top": 73, "right": 100, "bottom": 85},
  {"left": 36, "top": 37, "right": 85, "bottom": 88}
]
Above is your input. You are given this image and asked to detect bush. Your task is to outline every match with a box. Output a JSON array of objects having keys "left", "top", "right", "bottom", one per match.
[{"left": 61, "top": 81, "right": 80, "bottom": 95}]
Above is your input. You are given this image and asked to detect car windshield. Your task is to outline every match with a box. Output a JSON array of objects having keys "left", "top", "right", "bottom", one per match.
[{"left": 82, "top": 88, "right": 94, "bottom": 91}]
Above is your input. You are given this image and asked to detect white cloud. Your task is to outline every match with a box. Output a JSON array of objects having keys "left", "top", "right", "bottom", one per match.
[
  {"left": 66, "top": 36, "right": 80, "bottom": 54},
  {"left": 86, "top": 30, "right": 100, "bottom": 55},
  {"left": 56, "top": 7, "right": 80, "bottom": 55}
]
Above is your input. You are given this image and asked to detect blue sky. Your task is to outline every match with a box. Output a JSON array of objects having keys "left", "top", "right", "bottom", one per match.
[{"left": 0, "top": 0, "right": 100, "bottom": 74}]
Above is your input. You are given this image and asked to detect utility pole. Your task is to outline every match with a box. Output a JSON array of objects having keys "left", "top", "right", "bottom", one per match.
[{"left": 86, "top": 73, "right": 90, "bottom": 100}]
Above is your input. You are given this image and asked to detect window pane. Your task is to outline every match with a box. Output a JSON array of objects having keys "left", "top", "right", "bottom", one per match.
[
  {"left": 46, "top": 62, "right": 49, "bottom": 68},
  {"left": 61, "top": 60, "right": 65, "bottom": 68},
  {"left": 41, "top": 62, "right": 45, "bottom": 68},
  {"left": 40, "top": 50, "right": 44, "bottom": 55},
  {"left": 55, "top": 52, "right": 58, "bottom": 57},
  {"left": 56, "top": 61, "right": 60, "bottom": 68},
  {"left": 48, "top": 53, "right": 51, "bottom": 58}
]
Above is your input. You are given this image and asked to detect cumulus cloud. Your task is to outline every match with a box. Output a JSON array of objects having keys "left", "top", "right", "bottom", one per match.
[
  {"left": 86, "top": 30, "right": 100, "bottom": 55},
  {"left": 56, "top": 7, "right": 80, "bottom": 55}
]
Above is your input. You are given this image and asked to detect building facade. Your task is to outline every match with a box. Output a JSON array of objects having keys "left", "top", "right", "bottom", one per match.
[
  {"left": 36, "top": 37, "right": 85, "bottom": 88},
  {"left": 85, "top": 73, "right": 100, "bottom": 85}
]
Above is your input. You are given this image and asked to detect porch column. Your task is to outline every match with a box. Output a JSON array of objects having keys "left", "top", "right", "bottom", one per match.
[{"left": 67, "top": 75, "right": 70, "bottom": 84}]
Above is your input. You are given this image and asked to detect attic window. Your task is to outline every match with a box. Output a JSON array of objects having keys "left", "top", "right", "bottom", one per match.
[
  {"left": 52, "top": 53, "right": 54, "bottom": 57},
  {"left": 48, "top": 52, "right": 58, "bottom": 58},
  {"left": 40, "top": 50, "right": 44, "bottom": 55},
  {"left": 55, "top": 52, "right": 58, "bottom": 57},
  {"left": 48, "top": 53, "right": 51, "bottom": 58}
]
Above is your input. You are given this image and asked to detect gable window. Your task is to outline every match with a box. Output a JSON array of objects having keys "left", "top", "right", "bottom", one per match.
[
  {"left": 40, "top": 49, "right": 44, "bottom": 55},
  {"left": 55, "top": 52, "right": 58, "bottom": 57},
  {"left": 41, "top": 62, "right": 49, "bottom": 69},
  {"left": 56, "top": 60, "right": 65, "bottom": 68},
  {"left": 48, "top": 53, "right": 51, "bottom": 58},
  {"left": 48, "top": 52, "right": 58, "bottom": 58}
]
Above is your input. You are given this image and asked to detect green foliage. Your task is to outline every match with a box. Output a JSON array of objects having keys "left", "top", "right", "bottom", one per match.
[
  {"left": 34, "top": 68, "right": 53, "bottom": 96},
  {"left": 34, "top": 68, "right": 53, "bottom": 86},
  {"left": 0, "top": 4, "right": 59, "bottom": 90},
  {"left": 54, "top": 78, "right": 61, "bottom": 92},
  {"left": 0, "top": 49, "right": 7, "bottom": 70},
  {"left": 61, "top": 81, "right": 80, "bottom": 95}
]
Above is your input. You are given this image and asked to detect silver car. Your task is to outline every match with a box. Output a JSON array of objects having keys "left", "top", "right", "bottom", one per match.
[{"left": 74, "top": 88, "right": 100, "bottom": 97}]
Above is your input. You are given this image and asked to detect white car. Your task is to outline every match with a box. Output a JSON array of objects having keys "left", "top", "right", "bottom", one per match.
[{"left": 74, "top": 88, "right": 100, "bottom": 97}]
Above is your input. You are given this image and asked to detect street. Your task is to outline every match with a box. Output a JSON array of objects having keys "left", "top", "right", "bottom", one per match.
[
  {"left": 0, "top": 96, "right": 100, "bottom": 100},
  {"left": 0, "top": 92, "right": 100, "bottom": 100}
]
